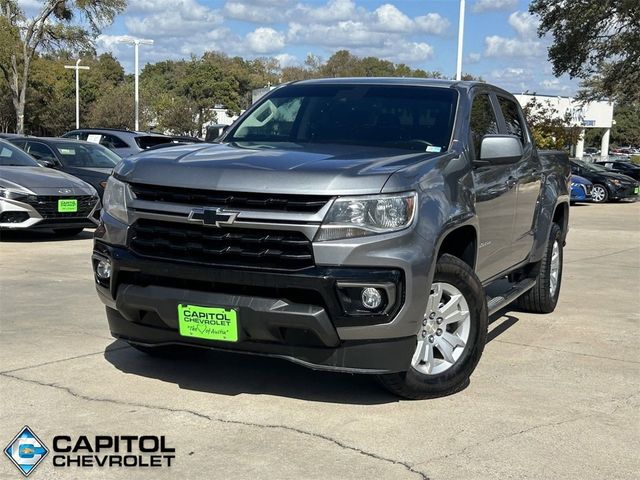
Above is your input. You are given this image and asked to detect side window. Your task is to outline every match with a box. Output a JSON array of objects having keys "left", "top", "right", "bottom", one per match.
[
  {"left": 469, "top": 94, "right": 499, "bottom": 159},
  {"left": 100, "top": 134, "right": 128, "bottom": 149},
  {"left": 26, "top": 142, "right": 57, "bottom": 162},
  {"left": 570, "top": 164, "right": 580, "bottom": 175},
  {"left": 497, "top": 97, "right": 525, "bottom": 143},
  {"left": 64, "top": 132, "right": 88, "bottom": 140}
]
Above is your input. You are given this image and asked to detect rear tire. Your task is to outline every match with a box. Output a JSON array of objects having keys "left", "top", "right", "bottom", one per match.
[
  {"left": 377, "top": 254, "right": 488, "bottom": 400},
  {"left": 517, "top": 223, "right": 563, "bottom": 313},
  {"left": 52, "top": 227, "right": 84, "bottom": 237}
]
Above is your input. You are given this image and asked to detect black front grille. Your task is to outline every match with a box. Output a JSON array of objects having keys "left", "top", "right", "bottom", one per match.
[
  {"left": 25, "top": 196, "right": 96, "bottom": 218},
  {"left": 129, "top": 219, "right": 314, "bottom": 270},
  {"left": 130, "top": 183, "right": 330, "bottom": 213}
]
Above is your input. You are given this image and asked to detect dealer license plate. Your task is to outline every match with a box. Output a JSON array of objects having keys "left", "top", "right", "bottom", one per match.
[
  {"left": 58, "top": 199, "right": 77, "bottom": 213},
  {"left": 177, "top": 304, "right": 238, "bottom": 342}
]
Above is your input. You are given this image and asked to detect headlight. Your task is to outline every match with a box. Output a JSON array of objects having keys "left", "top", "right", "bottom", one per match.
[
  {"left": 0, "top": 186, "right": 35, "bottom": 200},
  {"left": 608, "top": 179, "right": 621, "bottom": 186},
  {"left": 102, "top": 177, "right": 129, "bottom": 223},
  {"left": 315, "top": 192, "right": 416, "bottom": 242}
]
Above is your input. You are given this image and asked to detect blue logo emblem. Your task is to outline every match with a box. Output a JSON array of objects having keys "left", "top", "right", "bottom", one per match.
[{"left": 4, "top": 426, "right": 48, "bottom": 477}]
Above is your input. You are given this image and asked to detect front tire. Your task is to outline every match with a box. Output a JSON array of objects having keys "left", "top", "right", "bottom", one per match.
[
  {"left": 517, "top": 223, "right": 563, "bottom": 313},
  {"left": 377, "top": 254, "right": 488, "bottom": 399},
  {"left": 591, "top": 184, "right": 608, "bottom": 203}
]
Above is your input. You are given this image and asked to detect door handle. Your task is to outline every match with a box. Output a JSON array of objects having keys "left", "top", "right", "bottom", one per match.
[{"left": 506, "top": 177, "right": 518, "bottom": 189}]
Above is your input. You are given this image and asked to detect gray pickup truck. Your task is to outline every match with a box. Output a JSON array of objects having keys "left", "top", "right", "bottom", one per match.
[{"left": 93, "top": 78, "right": 569, "bottom": 399}]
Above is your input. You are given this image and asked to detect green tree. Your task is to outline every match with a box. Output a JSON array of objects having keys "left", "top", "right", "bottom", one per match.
[
  {"left": 610, "top": 103, "right": 640, "bottom": 147},
  {"left": 530, "top": 0, "right": 640, "bottom": 103},
  {"left": 0, "top": 79, "right": 14, "bottom": 131},
  {"left": 25, "top": 55, "right": 75, "bottom": 135},
  {"left": 522, "top": 96, "right": 580, "bottom": 150},
  {"left": 87, "top": 81, "right": 147, "bottom": 130},
  {"left": 0, "top": 0, "right": 125, "bottom": 134}
]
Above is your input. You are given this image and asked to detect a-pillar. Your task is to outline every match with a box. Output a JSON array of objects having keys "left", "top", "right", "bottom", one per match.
[
  {"left": 575, "top": 128, "right": 585, "bottom": 159},
  {"left": 600, "top": 128, "right": 611, "bottom": 159}
]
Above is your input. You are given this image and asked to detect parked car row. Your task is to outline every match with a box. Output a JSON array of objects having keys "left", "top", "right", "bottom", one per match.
[
  {"left": 570, "top": 159, "right": 639, "bottom": 203},
  {"left": 0, "top": 128, "right": 206, "bottom": 236},
  {"left": 0, "top": 139, "right": 100, "bottom": 236},
  {"left": 61, "top": 128, "right": 203, "bottom": 157}
]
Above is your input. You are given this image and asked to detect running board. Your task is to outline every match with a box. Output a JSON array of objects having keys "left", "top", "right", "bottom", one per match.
[{"left": 486, "top": 278, "right": 536, "bottom": 316}]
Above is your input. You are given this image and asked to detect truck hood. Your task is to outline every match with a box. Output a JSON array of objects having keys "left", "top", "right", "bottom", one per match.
[
  {"left": 114, "top": 142, "right": 436, "bottom": 195},
  {"left": 0, "top": 166, "right": 96, "bottom": 195}
]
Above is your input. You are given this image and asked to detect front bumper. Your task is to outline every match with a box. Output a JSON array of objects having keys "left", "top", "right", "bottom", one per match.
[
  {"left": 570, "top": 184, "right": 591, "bottom": 202},
  {"left": 93, "top": 242, "right": 416, "bottom": 373},
  {"left": 106, "top": 307, "right": 415, "bottom": 374},
  {"left": 0, "top": 196, "right": 100, "bottom": 230},
  {"left": 609, "top": 182, "right": 639, "bottom": 200}
]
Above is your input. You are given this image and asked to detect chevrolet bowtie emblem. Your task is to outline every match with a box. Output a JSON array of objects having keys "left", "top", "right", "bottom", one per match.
[{"left": 187, "top": 208, "right": 239, "bottom": 227}]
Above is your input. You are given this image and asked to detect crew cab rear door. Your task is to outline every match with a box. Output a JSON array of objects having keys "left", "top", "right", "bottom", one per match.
[
  {"left": 495, "top": 95, "right": 542, "bottom": 265},
  {"left": 470, "top": 91, "right": 518, "bottom": 281}
]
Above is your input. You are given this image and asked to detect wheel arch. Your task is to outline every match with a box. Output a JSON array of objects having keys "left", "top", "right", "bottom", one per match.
[
  {"left": 436, "top": 224, "right": 478, "bottom": 270},
  {"left": 552, "top": 201, "right": 569, "bottom": 242}
]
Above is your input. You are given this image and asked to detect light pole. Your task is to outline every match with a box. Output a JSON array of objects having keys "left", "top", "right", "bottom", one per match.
[
  {"left": 456, "top": 0, "right": 466, "bottom": 81},
  {"left": 118, "top": 38, "right": 154, "bottom": 131},
  {"left": 64, "top": 59, "right": 90, "bottom": 129}
]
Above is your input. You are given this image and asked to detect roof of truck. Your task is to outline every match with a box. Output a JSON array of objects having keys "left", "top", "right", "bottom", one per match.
[
  {"left": 291, "top": 77, "right": 479, "bottom": 88},
  {"left": 289, "top": 77, "right": 512, "bottom": 97}
]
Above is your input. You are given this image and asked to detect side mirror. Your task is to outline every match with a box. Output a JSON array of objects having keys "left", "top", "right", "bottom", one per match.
[{"left": 476, "top": 135, "right": 523, "bottom": 166}]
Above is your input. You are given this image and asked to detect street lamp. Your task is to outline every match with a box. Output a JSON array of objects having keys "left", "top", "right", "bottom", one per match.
[
  {"left": 456, "top": 0, "right": 466, "bottom": 81},
  {"left": 64, "top": 59, "right": 90, "bottom": 129},
  {"left": 118, "top": 37, "right": 154, "bottom": 131}
]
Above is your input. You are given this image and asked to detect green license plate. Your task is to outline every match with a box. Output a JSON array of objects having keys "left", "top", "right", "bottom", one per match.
[
  {"left": 635, "top": 186, "right": 639, "bottom": 194},
  {"left": 58, "top": 199, "right": 77, "bottom": 212},
  {"left": 177, "top": 304, "right": 238, "bottom": 342}
]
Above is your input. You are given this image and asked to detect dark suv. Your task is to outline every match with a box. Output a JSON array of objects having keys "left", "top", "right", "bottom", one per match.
[{"left": 62, "top": 128, "right": 173, "bottom": 158}]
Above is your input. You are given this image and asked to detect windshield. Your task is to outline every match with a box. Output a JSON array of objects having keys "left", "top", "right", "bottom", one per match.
[
  {"left": 227, "top": 84, "right": 458, "bottom": 152},
  {"left": 0, "top": 141, "right": 40, "bottom": 167},
  {"left": 53, "top": 142, "right": 120, "bottom": 168}
]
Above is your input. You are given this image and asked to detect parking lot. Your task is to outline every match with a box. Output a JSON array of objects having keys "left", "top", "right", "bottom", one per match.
[{"left": 0, "top": 202, "right": 638, "bottom": 479}]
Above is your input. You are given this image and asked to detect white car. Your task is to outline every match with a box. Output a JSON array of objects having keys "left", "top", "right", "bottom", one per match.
[{"left": 0, "top": 139, "right": 100, "bottom": 236}]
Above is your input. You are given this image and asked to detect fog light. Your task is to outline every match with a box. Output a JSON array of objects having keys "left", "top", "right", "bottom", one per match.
[
  {"left": 361, "top": 287, "right": 383, "bottom": 310},
  {"left": 96, "top": 258, "right": 112, "bottom": 279}
]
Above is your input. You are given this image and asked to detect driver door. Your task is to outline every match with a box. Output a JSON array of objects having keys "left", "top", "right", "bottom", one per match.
[{"left": 471, "top": 92, "right": 518, "bottom": 281}]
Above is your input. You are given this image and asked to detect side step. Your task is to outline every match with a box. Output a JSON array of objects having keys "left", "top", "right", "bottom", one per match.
[{"left": 486, "top": 278, "right": 536, "bottom": 316}]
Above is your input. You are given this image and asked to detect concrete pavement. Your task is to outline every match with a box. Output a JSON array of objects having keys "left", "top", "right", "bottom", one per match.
[{"left": 1, "top": 202, "right": 638, "bottom": 479}]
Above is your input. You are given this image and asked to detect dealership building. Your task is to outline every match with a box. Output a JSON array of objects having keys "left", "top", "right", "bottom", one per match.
[{"left": 514, "top": 94, "right": 614, "bottom": 159}]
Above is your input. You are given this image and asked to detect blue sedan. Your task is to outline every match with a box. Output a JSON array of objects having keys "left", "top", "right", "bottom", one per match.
[{"left": 570, "top": 175, "right": 593, "bottom": 203}]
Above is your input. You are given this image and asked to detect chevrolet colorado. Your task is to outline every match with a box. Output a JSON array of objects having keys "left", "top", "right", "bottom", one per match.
[{"left": 93, "top": 79, "right": 570, "bottom": 399}]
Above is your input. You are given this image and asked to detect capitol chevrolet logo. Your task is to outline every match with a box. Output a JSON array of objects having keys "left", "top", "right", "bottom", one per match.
[
  {"left": 4, "top": 426, "right": 49, "bottom": 477},
  {"left": 187, "top": 207, "right": 239, "bottom": 227}
]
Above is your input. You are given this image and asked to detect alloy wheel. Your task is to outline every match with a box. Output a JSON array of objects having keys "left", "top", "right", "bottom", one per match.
[
  {"left": 592, "top": 185, "right": 606, "bottom": 203},
  {"left": 412, "top": 282, "right": 471, "bottom": 375},
  {"left": 549, "top": 240, "right": 561, "bottom": 297}
]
